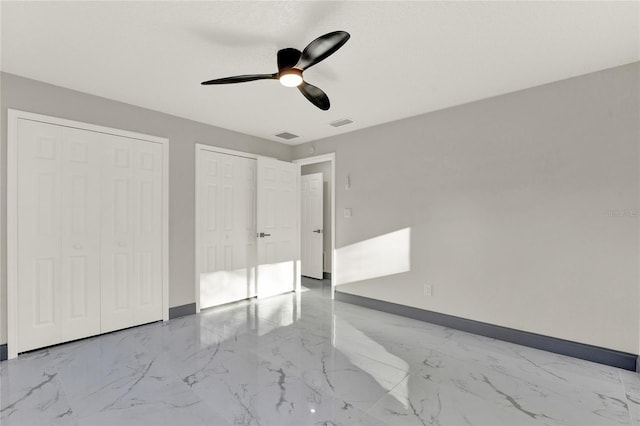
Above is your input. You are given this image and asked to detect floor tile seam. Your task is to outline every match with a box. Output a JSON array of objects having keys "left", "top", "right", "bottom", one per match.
[
  {"left": 68, "top": 361, "right": 228, "bottom": 426},
  {"left": 195, "top": 321, "right": 260, "bottom": 344},
  {"left": 197, "top": 309, "right": 296, "bottom": 337},
  {"left": 37, "top": 368, "right": 81, "bottom": 423},
  {"left": 176, "top": 387, "right": 234, "bottom": 426},
  {"left": 331, "top": 346, "right": 423, "bottom": 377},
  {"left": 366, "top": 367, "right": 590, "bottom": 425},
  {"left": 622, "top": 369, "right": 639, "bottom": 425},
  {"left": 55, "top": 340, "right": 180, "bottom": 408},
  {"left": 159, "top": 352, "right": 210, "bottom": 395},
  {"left": 395, "top": 353, "right": 632, "bottom": 418},
  {"left": 249, "top": 345, "right": 311, "bottom": 380},
  {"left": 436, "top": 338, "right": 633, "bottom": 387},
  {"left": 474, "top": 360, "right": 632, "bottom": 403},
  {"left": 621, "top": 369, "right": 640, "bottom": 390},
  {"left": 256, "top": 336, "right": 417, "bottom": 379},
  {"left": 189, "top": 383, "right": 253, "bottom": 426},
  {"left": 289, "top": 368, "right": 398, "bottom": 421},
  {"left": 369, "top": 367, "right": 413, "bottom": 410},
  {"left": 333, "top": 316, "right": 456, "bottom": 343},
  {"left": 316, "top": 387, "right": 396, "bottom": 426}
]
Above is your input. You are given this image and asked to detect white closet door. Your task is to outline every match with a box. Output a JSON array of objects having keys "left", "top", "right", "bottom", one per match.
[
  {"left": 17, "top": 120, "right": 101, "bottom": 352},
  {"left": 17, "top": 120, "right": 64, "bottom": 351},
  {"left": 301, "top": 173, "right": 324, "bottom": 279},
  {"left": 256, "top": 158, "right": 300, "bottom": 298},
  {"left": 133, "top": 140, "right": 164, "bottom": 324},
  {"left": 198, "top": 151, "right": 257, "bottom": 309},
  {"left": 100, "top": 136, "right": 163, "bottom": 332},
  {"left": 60, "top": 127, "right": 102, "bottom": 342},
  {"left": 100, "top": 133, "right": 135, "bottom": 332}
]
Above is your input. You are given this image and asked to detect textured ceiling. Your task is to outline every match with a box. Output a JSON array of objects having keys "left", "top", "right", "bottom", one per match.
[{"left": 1, "top": 1, "right": 638, "bottom": 145}]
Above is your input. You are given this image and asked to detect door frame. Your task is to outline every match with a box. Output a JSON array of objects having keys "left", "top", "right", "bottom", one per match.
[
  {"left": 7, "top": 109, "right": 170, "bottom": 359},
  {"left": 194, "top": 143, "right": 275, "bottom": 313},
  {"left": 292, "top": 153, "right": 336, "bottom": 298}
]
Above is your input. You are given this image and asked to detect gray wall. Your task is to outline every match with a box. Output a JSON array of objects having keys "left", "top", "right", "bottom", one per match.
[
  {"left": 0, "top": 72, "right": 291, "bottom": 345},
  {"left": 293, "top": 63, "right": 640, "bottom": 354},
  {"left": 2, "top": 63, "right": 638, "bottom": 355},
  {"left": 301, "top": 162, "right": 332, "bottom": 273}
]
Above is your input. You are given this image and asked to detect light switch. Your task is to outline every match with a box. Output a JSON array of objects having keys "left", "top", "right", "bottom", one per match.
[{"left": 344, "top": 208, "right": 352, "bottom": 218}]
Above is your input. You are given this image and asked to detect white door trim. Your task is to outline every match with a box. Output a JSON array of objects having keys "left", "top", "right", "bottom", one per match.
[
  {"left": 195, "top": 143, "right": 276, "bottom": 161},
  {"left": 292, "top": 153, "right": 336, "bottom": 298},
  {"left": 7, "top": 109, "right": 170, "bottom": 359}
]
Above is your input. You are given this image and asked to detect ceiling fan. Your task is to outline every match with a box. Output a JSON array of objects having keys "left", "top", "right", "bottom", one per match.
[{"left": 201, "top": 31, "right": 350, "bottom": 111}]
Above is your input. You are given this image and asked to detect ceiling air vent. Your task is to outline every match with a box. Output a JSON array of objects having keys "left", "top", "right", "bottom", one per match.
[
  {"left": 275, "top": 132, "right": 299, "bottom": 140},
  {"left": 330, "top": 118, "right": 353, "bottom": 128}
]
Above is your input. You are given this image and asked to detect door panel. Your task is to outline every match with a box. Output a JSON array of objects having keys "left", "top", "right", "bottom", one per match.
[
  {"left": 301, "top": 173, "right": 324, "bottom": 279},
  {"left": 101, "top": 136, "right": 163, "bottom": 332},
  {"left": 34, "top": 258, "right": 56, "bottom": 325},
  {"left": 197, "top": 151, "right": 257, "bottom": 309},
  {"left": 133, "top": 141, "right": 163, "bottom": 324},
  {"left": 60, "top": 127, "right": 101, "bottom": 342},
  {"left": 101, "top": 135, "right": 136, "bottom": 332},
  {"left": 17, "top": 120, "right": 63, "bottom": 352},
  {"left": 256, "top": 158, "right": 300, "bottom": 298}
]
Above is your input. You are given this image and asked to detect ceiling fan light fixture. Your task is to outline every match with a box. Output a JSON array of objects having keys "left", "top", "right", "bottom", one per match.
[
  {"left": 201, "top": 30, "right": 350, "bottom": 109},
  {"left": 279, "top": 69, "right": 303, "bottom": 87}
]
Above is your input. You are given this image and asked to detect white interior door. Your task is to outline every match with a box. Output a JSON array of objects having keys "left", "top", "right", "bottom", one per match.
[
  {"left": 301, "top": 173, "right": 324, "bottom": 279},
  {"left": 256, "top": 158, "right": 300, "bottom": 298},
  {"left": 17, "top": 120, "right": 101, "bottom": 352},
  {"left": 100, "top": 135, "right": 163, "bottom": 333},
  {"left": 197, "top": 150, "right": 257, "bottom": 309}
]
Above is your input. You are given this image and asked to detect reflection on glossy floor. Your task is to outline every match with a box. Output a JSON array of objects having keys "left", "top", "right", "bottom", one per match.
[{"left": 1, "top": 278, "right": 639, "bottom": 425}]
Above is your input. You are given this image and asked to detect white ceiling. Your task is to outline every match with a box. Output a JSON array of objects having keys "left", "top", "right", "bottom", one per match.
[{"left": 1, "top": 1, "right": 638, "bottom": 145}]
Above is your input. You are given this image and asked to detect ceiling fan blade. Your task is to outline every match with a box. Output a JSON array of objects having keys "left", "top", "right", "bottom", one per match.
[
  {"left": 277, "top": 48, "right": 302, "bottom": 72},
  {"left": 295, "top": 31, "right": 350, "bottom": 70},
  {"left": 298, "top": 81, "right": 330, "bottom": 110},
  {"left": 201, "top": 73, "right": 277, "bottom": 85}
]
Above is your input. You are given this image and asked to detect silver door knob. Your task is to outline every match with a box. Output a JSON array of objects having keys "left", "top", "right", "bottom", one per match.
[{"left": 313, "top": 229, "right": 322, "bottom": 234}]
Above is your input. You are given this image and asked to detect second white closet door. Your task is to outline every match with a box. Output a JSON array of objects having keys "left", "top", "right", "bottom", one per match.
[
  {"left": 100, "top": 134, "right": 163, "bottom": 333},
  {"left": 198, "top": 150, "right": 257, "bottom": 309}
]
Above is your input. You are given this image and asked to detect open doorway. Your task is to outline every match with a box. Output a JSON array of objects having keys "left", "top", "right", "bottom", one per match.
[{"left": 293, "top": 154, "right": 336, "bottom": 298}]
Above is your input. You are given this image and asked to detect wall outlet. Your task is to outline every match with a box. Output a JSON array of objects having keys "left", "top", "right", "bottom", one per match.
[
  {"left": 424, "top": 284, "right": 433, "bottom": 296},
  {"left": 344, "top": 208, "right": 352, "bottom": 218}
]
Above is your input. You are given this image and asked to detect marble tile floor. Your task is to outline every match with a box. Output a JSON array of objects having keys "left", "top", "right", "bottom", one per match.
[{"left": 1, "top": 277, "right": 638, "bottom": 426}]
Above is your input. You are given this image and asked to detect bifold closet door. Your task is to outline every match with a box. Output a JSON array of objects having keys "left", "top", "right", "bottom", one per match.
[
  {"left": 17, "top": 120, "right": 101, "bottom": 352},
  {"left": 197, "top": 150, "right": 257, "bottom": 309},
  {"left": 100, "top": 135, "right": 163, "bottom": 333}
]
